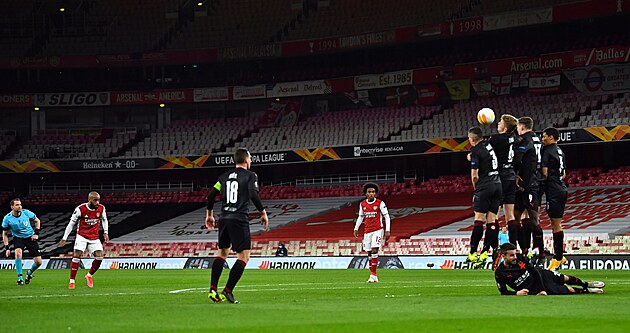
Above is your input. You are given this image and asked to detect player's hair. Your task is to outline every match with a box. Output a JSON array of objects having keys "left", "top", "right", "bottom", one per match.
[
  {"left": 518, "top": 117, "right": 534, "bottom": 130},
  {"left": 468, "top": 126, "right": 483, "bottom": 142},
  {"left": 9, "top": 198, "right": 21, "bottom": 206},
  {"left": 500, "top": 242, "right": 517, "bottom": 254},
  {"left": 501, "top": 114, "right": 518, "bottom": 133},
  {"left": 363, "top": 182, "right": 379, "bottom": 194},
  {"left": 543, "top": 127, "right": 560, "bottom": 141},
  {"left": 234, "top": 148, "right": 250, "bottom": 164},
  {"left": 88, "top": 191, "right": 100, "bottom": 200}
]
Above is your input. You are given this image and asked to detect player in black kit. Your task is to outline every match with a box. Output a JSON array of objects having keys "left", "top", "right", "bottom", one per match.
[
  {"left": 513, "top": 117, "right": 544, "bottom": 264},
  {"left": 495, "top": 243, "right": 605, "bottom": 295},
  {"left": 541, "top": 127, "right": 569, "bottom": 271},
  {"left": 465, "top": 127, "right": 502, "bottom": 268},
  {"left": 206, "top": 148, "right": 269, "bottom": 303},
  {"left": 488, "top": 114, "right": 519, "bottom": 269}
]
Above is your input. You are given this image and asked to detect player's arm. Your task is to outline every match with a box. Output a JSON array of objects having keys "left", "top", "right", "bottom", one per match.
[
  {"left": 59, "top": 207, "right": 80, "bottom": 246},
  {"left": 380, "top": 201, "right": 391, "bottom": 240},
  {"left": 101, "top": 206, "right": 109, "bottom": 243},
  {"left": 249, "top": 173, "right": 268, "bottom": 230},
  {"left": 469, "top": 149, "right": 480, "bottom": 190},
  {"left": 205, "top": 181, "right": 221, "bottom": 230},
  {"left": 512, "top": 139, "right": 528, "bottom": 172},
  {"left": 353, "top": 205, "right": 364, "bottom": 238},
  {"left": 495, "top": 274, "right": 517, "bottom": 295},
  {"left": 541, "top": 147, "right": 550, "bottom": 179}
]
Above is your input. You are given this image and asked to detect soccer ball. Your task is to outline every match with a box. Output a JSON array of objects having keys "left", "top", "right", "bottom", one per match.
[{"left": 477, "top": 108, "right": 495, "bottom": 125}]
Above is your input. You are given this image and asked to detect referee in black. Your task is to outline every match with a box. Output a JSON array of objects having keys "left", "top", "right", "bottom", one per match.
[
  {"left": 206, "top": 148, "right": 269, "bottom": 303},
  {"left": 466, "top": 127, "right": 502, "bottom": 268},
  {"left": 541, "top": 127, "right": 568, "bottom": 270}
]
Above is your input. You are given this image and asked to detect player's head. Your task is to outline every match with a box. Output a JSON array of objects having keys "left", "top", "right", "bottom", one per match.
[
  {"left": 88, "top": 191, "right": 101, "bottom": 209},
  {"left": 497, "top": 114, "right": 518, "bottom": 134},
  {"left": 517, "top": 117, "right": 534, "bottom": 135},
  {"left": 542, "top": 127, "right": 559, "bottom": 146},
  {"left": 363, "top": 182, "right": 379, "bottom": 200},
  {"left": 234, "top": 148, "right": 251, "bottom": 169},
  {"left": 467, "top": 126, "right": 483, "bottom": 146},
  {"left": 10, "top": 198, "right": 22, "bottom": 213},
  {"left": 500, "top": 243, "right": 518, "bottom": 266}
]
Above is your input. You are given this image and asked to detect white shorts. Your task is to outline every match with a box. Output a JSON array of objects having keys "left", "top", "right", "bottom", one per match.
[
  {"left": 362, "top": 229, "right": 384, "bottom": 251},
  {"left": 74, "top": 234, "right": 103, "bottom": 254}
]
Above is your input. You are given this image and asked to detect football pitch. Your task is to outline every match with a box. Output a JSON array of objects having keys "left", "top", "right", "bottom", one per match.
[{"left": 1, "top": 269, "right": 629, "bottom": 333}]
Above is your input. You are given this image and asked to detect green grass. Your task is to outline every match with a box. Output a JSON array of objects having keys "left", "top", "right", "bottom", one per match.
[{"left": 0, "top": 269, "right": 629, "bottom": 332}]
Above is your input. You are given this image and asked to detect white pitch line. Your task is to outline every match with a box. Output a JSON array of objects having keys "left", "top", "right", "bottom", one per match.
[
  {"left": 168, "top": 283, "right": 493, "bottom": 294},
  {"left": 6, "top": 280, "right": 628, "bottom": 299},
  {"left": 0, "top": 292, "right": 146, "bottom": 300}
]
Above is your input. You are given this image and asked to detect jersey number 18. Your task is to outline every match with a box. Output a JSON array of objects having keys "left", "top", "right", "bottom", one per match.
[{"left": 226, "top": 181, "right": 239, "bottom": 204}]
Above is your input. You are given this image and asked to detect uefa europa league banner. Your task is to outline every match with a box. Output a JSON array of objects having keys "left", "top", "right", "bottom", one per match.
[{"left": 0, "top": 126, "right": 627, "bottom": 173}]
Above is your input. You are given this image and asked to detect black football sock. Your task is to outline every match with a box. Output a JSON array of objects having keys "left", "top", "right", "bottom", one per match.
[
  {"left": 507, "top": 220, "right": 519, "bottom": 246},
  {"left": 566, "top": 275, "right": 588, "bottom": 289},
  {"left": 224, "top": 259, "right": 247, "bottom": 293},
  {"left": 210, "top": 257, "right": 225, "bottom": 291},
  {"left": 470, "top": 220, "right": 484, "bottom": 254},
  {"left": 553, "top": 231, "right": 564, "bottom": 260},
  {"left": 482, "top": 223, "right": 499, "bottom": 253},
  {"left": 533, "top": 224, "right": 544, "bottom": 255},
  {"left": 489, "top": 222, "right": 499, "bottom": 249},
  {"left": 520, "top": 218, "right": 532, "bottom": 252}
]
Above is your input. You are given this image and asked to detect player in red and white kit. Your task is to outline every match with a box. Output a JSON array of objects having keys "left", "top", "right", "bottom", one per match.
[
  {"left": 353, "top": 183, "right": 390, "bottom": 283},
  {"left": 59, "top": 191, "right": 109, "bottom": 289}
]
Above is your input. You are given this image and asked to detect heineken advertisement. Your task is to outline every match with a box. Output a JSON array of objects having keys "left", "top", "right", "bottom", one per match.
[{"left": 0, "top": 125, "right": 627, "bottom": 173}]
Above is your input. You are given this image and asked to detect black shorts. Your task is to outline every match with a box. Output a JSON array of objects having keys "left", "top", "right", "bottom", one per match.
[
  {"left": 501, "top": 179, "right": 516, "bottom": 205},
  {"left": 546, "top": 190, "right": 568, "bottom": 219},
  {"left": 515, "top": 189, "right": 540, "bottom": 213},
  {"left": 218, "top": 218, "right": 251, "bottom": 253},
  {"left": 13, "top": 237, "right": 41, "bottom": 257},
  {"left": 473, "top": 183, "right": 502, "bottom": 214},
  {"left": 540, "top": 269, "right": 571, "bottom": 295}
]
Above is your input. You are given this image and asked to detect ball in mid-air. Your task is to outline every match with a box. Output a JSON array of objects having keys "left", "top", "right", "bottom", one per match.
[{"left": 477, "top": 107, "right": 495, "bottom": 125}]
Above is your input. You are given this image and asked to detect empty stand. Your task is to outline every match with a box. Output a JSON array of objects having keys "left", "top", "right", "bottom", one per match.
[
  {"left": 252, "top": 192, "right": 472, "bottom": 242},
  {"left": 10, "top": 128, "right": 136, "bottom": 160},
  {"left": 0, "top": 0, "right": 35, "bottom": 56},
  {"left": 394, "top": 92, "right": 607, "bottom": 141},
  {"left": 125, "top": 118, "right": 256, "bottom": 157},
  {"left": 285, "top": 0, "right": 469, "bottom": 41},
  {"left": 44, "top": 0, "right": 185, "bottom": 55},
  {"left": 227, "top": 106, "right": 439, "bottom": 153},
  {"left": 110, "top": 196, "right": 361, "bottom": 243},
  {"left": 32, "top": 210, "right": 140, "bottom": 255},
  {"left": 169, "top": 0, "right": 297, "bottom": 49}
]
